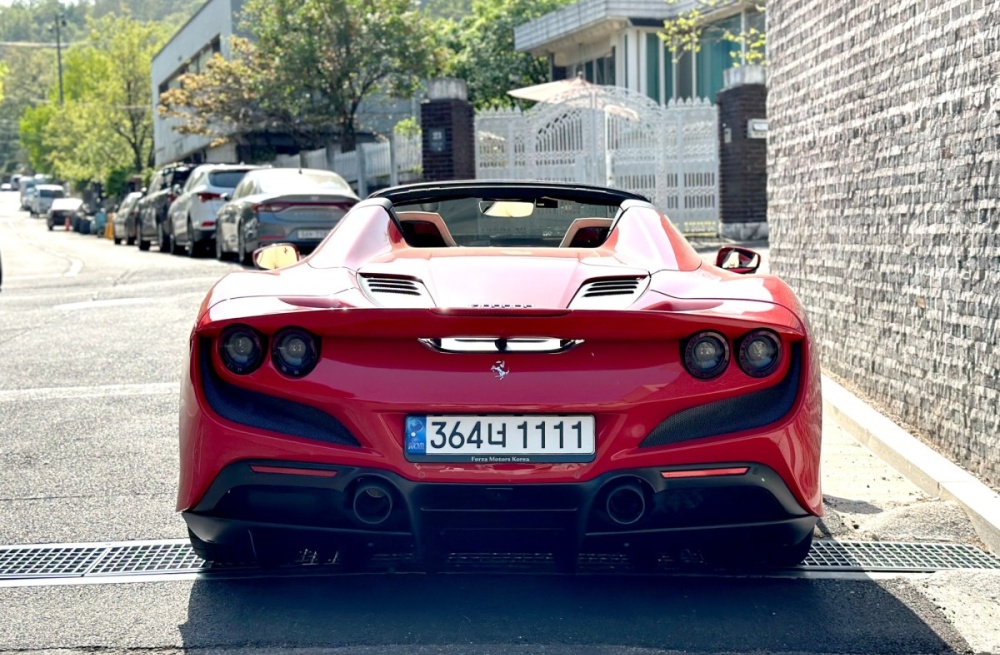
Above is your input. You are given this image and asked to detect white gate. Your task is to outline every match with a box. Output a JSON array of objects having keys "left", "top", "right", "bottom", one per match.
[{"left": 476, "top": 86, "right": 719, "bottom": 235}]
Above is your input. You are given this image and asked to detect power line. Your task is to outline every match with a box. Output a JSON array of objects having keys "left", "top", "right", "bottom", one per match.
[{"left": 0, "top": 40, "right": 86, "bottom": 48}]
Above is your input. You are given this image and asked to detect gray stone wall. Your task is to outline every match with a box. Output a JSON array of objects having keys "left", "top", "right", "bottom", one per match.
[{"left": 768, "top": 0, "right": 1000, "bottom": 487}]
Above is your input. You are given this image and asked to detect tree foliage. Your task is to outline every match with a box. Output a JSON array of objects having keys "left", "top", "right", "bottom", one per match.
[
  {"left": 659, "top": 0, "right": 766, "bottom": 66},
  {"left": 158, "top": 37, "right": 279, "bottom": 146},
  {"left": 440, "top": 0, "right": 574, "bottom": 110},
  {"left": 161, "top": 0, "right": 441, "bottom": 153},
  {"left": 0, "top": 0, "right": 199, "bottom": 175},
  {"left": 0, "top": 0, "right": 199, "bottom": 42},
  {"left": 17, "top": 15, "right": 170, "bottom": 186},
  {"left": 421, "top": 0, "right": 474, "bottom": 21}
]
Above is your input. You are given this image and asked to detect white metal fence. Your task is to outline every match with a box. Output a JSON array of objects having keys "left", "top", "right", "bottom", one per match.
[
  {"left": 475, "top": 88, "right": 719, "bottom": 235},
  {"left": 271, "top": 134, "right": 422, "bottom": 195},
  {"left": 267, "top": 89, "right": 719, "bottom": 234}
]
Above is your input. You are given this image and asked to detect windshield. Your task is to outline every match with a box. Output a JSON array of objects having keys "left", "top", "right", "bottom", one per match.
[
  {"left": 392, "top": 196, "right": 619, "bottom": 248},
  {"left": 208, "top": 169, "right": 252, "bottom": 188},
  {"left": 257, "top": 170, "right": 354, "bottom": 195},
  {"left": 39, "top": 188, "right": 65, "bottom": 198}
]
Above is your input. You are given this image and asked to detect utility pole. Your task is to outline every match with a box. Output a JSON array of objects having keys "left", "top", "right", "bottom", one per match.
[{"left": 52, "top": 13, "right": 67, "bottom": 105}]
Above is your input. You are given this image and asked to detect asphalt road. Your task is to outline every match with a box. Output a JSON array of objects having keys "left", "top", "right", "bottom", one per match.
[{"left": 0, "top": 193, "right": 997, "bottom": 655}]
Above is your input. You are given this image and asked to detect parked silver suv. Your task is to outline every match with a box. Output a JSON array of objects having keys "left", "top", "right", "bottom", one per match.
[{"left": 167, "top": 164, "right": 261, "bottom": 257}]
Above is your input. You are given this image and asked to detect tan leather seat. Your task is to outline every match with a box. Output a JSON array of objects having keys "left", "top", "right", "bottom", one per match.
[
  {"left": 396, "top": 210, "right": 458, "bottom": 248},
  {"left": 559, "top": 217, "right": 613, "bottom": 248}
]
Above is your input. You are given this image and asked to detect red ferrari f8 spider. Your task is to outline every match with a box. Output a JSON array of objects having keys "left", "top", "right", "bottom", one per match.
[{"left": 178, "top": 181, "right": 822, "bottom": 569}]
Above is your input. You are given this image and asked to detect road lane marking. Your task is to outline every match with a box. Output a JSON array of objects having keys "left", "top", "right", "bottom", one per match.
[
  {"left": 0, "top": 382, "right": 178, "bottom": 403},
  {"left": 53, "top": 297, "right": 161, "bottom": 311}
]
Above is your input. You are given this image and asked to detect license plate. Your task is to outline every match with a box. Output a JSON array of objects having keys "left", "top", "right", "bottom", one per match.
[
  {"left": 296, "top": 229, "right": 328, "bottom": 240},
  {"left": 404, "top": 415, "right": 596, "bottom": 463}
]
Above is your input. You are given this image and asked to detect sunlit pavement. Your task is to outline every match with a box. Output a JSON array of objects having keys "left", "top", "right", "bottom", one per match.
[{"left": 1, "top": 193, "right": 999, "bottom": 654}]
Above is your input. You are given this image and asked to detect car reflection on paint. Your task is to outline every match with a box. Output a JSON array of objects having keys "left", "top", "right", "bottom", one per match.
[{"left": 214, "top": 168, "right": 360, "bottom": 265}]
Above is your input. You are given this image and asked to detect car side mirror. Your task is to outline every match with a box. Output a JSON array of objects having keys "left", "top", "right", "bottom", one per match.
[
  {"left": 172, "top": 185, "right": 182, "bottom": 195},
  {"left": 715, "top": 246, "right": 761, "bottom": 275},
  {"left": 253, "top": 243, "right": 300, "bottom": 270},
  {"left": 220, "top": 192, "right": 231, "bottom": 202}
]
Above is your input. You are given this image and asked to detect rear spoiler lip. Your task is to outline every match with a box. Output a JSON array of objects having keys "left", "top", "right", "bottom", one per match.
[{"left": 198, "top": 300, "right": 807, "bottom": 341}]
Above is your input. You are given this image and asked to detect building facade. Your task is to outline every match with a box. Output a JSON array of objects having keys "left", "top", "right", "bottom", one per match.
[
  {"left": 514, "top": 0, "right": 764, "bottom": 105},
  {"left": 150, "top": 0, "right": 246, "bottom": 167}
]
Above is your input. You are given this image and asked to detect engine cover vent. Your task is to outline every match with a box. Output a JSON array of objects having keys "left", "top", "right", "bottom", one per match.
[
  {"left": 359, "top": 275, "right": 433, "bottom": 308},
  {"left": 570, "top": 276, "right": 648, "bottom": 309},
  {"left": 581, "top": 278, "right": 643, "bottom": 297}
]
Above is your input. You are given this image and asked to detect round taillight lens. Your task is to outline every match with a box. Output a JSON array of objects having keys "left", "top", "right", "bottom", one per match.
[
  {"left": 683, "top": 331, "right": 729, "bottom": 379},
  {"left": 218, "top": 325, "right": 265, "bottom": 375},
  {"left": 738, "top": 330, "right": 782, "bottom": 377},
  {"left": 272, "top": 328, "right": 319, "bottom": 377}
]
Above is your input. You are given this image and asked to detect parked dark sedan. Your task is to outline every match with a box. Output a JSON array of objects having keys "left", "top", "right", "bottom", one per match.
[
  {"left": 137, "top": 164, "right": 194, "bottom": 252},
  {"left": 214, "top": 168, "right": 359, "bottom": 264}
]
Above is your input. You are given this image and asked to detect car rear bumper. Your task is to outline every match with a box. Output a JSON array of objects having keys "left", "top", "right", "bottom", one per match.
[
  {"left": 183, "top": 460, "right": 816, "bottom": 559},
  {"left": 191, "top": 226, "right": 216, "bottom": 243}
]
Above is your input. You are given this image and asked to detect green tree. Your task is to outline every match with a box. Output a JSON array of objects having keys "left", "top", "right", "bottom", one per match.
[
  {"left": 162, "top": 0, "right": 441, "bottom": 153},
  {"left": 659, "top": 0, "right": 766, "bottom": 66},
  {"left": 442, "top": 0, "right": 574, "bottom": 110},
  {"left": 422, "top": 0, "right": 473, "bottom": 20},
  {"left": 17, "top": 15, "right": 169, "bottom": 185},
  {"left": 159, "top": 37, "right": 304, "bottom": 147}
]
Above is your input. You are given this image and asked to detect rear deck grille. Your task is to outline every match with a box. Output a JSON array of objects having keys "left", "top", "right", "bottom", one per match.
[
  {"left": 360, "top": 276, "right": 422, "bottom": 297},
  {"left": 580, "top": 278, "right": 643, "bottom": 298}
]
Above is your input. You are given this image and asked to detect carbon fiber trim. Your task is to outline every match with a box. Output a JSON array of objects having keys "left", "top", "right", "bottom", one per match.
[
  {"left": 199, "top": 338, "right": 360, "bottom": 447},
  {"left": 640, "top": 344, "right": 802, "bottom": 448}
]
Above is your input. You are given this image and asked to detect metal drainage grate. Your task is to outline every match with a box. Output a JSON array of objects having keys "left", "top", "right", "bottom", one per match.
[
  {"left": 0, "top": 545, "right": 107, "bottom": 578},
  {"left": 0, "top": 539, "right": 999, "bottom": 581},
  {"left": 88, "top": 542, "right": 210, "bottom": 576},
  {"left": 803, "top": 541, "right": 1000, "bottom": 572}
]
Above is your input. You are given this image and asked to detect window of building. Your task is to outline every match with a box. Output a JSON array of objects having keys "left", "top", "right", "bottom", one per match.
[
  {"left": 600, "top": 50, "right": 615, "bottom": 85},
  {"left": 675, "top": 49, "right": 693, "bottom": 100},
  {"left": 645, "top": 34, "right": 660, "bottom": 102},
  {"left": 697, "top": 14, "right": 742, "bottom": 100}
]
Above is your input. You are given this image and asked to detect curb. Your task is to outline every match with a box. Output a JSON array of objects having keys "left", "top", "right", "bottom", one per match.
[{"left": 823, "top": 375, "right": 1000, "bottom": 554}]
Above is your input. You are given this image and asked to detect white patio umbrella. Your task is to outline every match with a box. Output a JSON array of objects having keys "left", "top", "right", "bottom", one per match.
[{"left": 506, "top": 75, "right": 596, "bottom": 103}]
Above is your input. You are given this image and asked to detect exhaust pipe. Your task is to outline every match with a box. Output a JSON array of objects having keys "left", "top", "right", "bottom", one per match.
[
  {"left": 605, "top": 481, "right": 647, "bottom": 526},
  {"left": 352, "top": 481, "right": 395, "bottom": 526}
]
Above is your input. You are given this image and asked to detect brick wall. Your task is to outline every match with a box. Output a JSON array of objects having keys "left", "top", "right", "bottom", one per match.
[
  {"left": 420, "top": 99, "right": 476, "bottom": 181},
  {"left": 768, "top": 0, "right": 1000, "bottom": 486}
]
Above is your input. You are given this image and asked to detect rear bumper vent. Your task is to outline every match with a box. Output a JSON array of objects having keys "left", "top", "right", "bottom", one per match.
[{"left": 570, "top": 276, "right": 648, "bottom": 309}]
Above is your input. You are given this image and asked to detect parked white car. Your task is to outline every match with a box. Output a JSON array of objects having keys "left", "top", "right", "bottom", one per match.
[
  {"left": 46, "top": 197, "right": 84, "bottom": 231},
  {"left": 167, "top": 164, "right": 261, "bottom": 257},
  {"left": 31, "top": 184, "right": 66, "bottom": 216}
]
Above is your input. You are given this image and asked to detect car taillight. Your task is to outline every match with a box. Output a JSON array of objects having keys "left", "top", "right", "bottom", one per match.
[
  {"left": 271, "top": 328, "right": 320, "bottom": 378},
  {"left": 252, "top": 202, "right": 291, "bottom": 213},
  {"left": 682, "top": 331, "right": 730, "bottom": 379},
  {"left": 218, "top": 325, "right": 265, "bottom": 375},
  {"left": 737, "top": 330, "right": 782, "bottom": 377},
  {"left": 196, "top": 192, "right": 222, "bottom": 202}
]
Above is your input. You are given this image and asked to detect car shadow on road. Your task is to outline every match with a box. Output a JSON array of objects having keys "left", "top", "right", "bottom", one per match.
[{"left": 178, "top": 571, "right": 968, "bottom": 653}]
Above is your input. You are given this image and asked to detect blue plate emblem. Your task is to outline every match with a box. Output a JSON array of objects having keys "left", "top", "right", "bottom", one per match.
[{"left": 406, "top": 417, "right": 426, "bottom": 455}]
